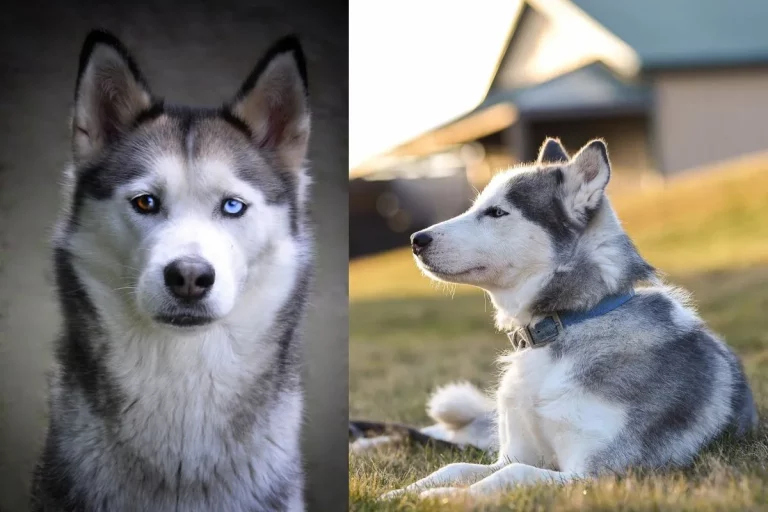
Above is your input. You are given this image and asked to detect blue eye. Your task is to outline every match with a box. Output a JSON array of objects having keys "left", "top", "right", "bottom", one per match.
[{"left": 221, "top": 198, "right": 247, "bottom": 217}]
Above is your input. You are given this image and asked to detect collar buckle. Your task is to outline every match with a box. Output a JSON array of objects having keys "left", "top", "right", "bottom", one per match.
[
  {"left": 505, "top": 290, "right": 638, "bottom": 349},
  {"left": 521, "top": 313, "right": 563, "bottom": 348}
]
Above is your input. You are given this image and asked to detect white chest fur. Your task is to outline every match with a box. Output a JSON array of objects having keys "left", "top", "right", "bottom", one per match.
[
  {"left": 496, "top": 347, "right": 627, "bottom": 473},
  {"left": 49, "top": 320, "right": 304, "bottom": 511}
]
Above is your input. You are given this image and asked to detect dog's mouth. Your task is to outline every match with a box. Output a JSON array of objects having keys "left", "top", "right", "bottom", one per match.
[
  {"left": 417, "top": 259, "right": 486, "bottom": 278},
  {"left": 154, "top": 314, "right": 217, "bottom": 327},
  {"left": 428, "top": 266, "right": 485, "bottom": 277}
]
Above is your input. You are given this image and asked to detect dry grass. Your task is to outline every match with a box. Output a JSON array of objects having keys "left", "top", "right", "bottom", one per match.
[{"left": 349, "top": 155, "right": 768, "bottom": 510}]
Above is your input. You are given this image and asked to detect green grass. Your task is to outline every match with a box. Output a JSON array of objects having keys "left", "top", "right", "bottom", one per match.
[{"left": 349, "top": 156, "right": 768, "bottom": 510}]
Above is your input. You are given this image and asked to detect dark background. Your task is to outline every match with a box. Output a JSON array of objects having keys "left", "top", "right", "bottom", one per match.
[{"left": 0, "top": 1, "right": 348, "bottom": 511}]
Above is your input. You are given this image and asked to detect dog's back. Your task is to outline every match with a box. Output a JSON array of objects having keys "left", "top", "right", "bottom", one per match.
[{"left": 545, "top": 286, "right": 757, "bottom": 473}]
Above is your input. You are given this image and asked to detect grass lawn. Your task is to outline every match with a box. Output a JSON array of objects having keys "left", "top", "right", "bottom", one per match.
[{"left": 349, "top": 154, "right": 768, "bottom": 511}]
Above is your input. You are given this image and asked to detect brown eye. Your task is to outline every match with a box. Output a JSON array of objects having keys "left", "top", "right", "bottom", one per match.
[
  {"left": 130, "top": 194, "right": 161, "bottom": 214},
  {"left": 484, "top": 206, "right": 509, "bottom": 218}
]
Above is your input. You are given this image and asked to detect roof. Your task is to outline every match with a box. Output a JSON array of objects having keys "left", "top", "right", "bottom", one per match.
[
  {"left": 571, "top": 0, "right": 768, "bottom": 70},
  {"left": 481, "top": 61, "right": 650, "bottom": 118}
]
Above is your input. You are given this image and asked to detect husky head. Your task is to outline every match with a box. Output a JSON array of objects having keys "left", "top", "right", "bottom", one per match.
[
  {"left": 55, "top": 30, "right": 311, "bottom": 330},
  {"left": 411, "top": 138, "right": 654, "bottom": 324}
]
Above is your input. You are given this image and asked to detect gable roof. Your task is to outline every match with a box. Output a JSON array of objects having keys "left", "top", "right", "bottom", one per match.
[
  {"left": 484, "top": 61, "right": 649, "bottom": 118},
  {"left": 572, "top": 0, "right": 768, "bottom": 70}
]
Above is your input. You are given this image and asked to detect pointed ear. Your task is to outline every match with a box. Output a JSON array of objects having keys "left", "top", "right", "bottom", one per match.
[
  {"left": 537, "top": 137, "right": 569, "bottom": 164},
  {"left": 562, "top": 139, "right": 611, "bottom": 224},
  {"left": 228, "top": 36, "right": 311, "bottom": 173},
  {"left": 72, "top": 30, "right": 152, "bottom": 164}
]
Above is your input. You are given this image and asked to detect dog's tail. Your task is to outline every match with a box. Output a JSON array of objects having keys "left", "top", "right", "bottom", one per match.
[
  {"left": 349, "top": 382, "right": 497, "bottom": 454},
  {"left": 427, "top": 381, "right": 495, "bottom": 430}
]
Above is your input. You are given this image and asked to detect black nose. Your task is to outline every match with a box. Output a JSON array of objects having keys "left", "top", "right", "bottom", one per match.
[
  {"left": 411, "top": 231, "right": 433, "bottom": 254},
  {"left": 163, "top": 257, "right": 216, "bottom": 301}
]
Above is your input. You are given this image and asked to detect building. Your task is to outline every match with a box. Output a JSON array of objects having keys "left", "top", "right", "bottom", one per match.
[
  {"left": 350, "top": 0, "right": 768, "bottom": 257},
  {"left": 354, "top": 0, "right": 768, "bottom": 181}
]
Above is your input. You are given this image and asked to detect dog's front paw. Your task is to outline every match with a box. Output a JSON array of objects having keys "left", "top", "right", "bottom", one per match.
[
  {"left": 378, "top": 488, "right": 408, "bottom": 501},
  {"left": 380, "top": 486, "right": 467, "bottom": 502},
  {"left": 418, "top": 487, "right": 466, "bottom": 500}
]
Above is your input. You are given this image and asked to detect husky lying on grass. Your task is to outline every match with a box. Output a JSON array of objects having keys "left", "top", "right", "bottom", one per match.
[
  {"left": 380, "top": 138, "right": 758, "bottom": 501},
  {"left": 31, "top": 30, "right": 313, "bottom": 511}
]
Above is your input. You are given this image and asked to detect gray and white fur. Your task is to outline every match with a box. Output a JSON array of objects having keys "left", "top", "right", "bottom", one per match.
[
  {"left": 381, "top": 138, "right": 757, "bottom": 500},
  {"left": 30, "top": 30, "right": 313, "bottom": 512}
]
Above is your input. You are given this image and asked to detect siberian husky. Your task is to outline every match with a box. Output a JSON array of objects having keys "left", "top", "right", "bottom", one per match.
[
  {"left": 381, "top": 138, "right": 757, "bottom": 500},
  {"left": 30, "top": 30, "right": 313, "bottom": 511}
]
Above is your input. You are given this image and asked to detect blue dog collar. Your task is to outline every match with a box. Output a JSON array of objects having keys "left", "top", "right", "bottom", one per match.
[{"left": 508, "top": 289, "right": 636, "bottom": 349}]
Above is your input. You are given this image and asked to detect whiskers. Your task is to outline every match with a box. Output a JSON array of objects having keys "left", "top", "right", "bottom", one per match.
[{"left": 112, "top": 285, "right": 139, "bottom": 296}]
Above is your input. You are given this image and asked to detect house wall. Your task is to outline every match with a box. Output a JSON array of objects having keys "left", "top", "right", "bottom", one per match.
[{"left": 653, "top": 67, "right": 768, "bottom": 174}]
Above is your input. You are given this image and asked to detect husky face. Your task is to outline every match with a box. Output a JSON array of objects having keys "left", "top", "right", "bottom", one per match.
[
  {"left": 58, "top": 32, "right": 311, "bottom": 329},
  {"left": 412, "top": 138, "right": 611, "bottom": 292}
]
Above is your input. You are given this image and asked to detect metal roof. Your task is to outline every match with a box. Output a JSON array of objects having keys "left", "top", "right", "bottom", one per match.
[
  {"left": 470, "top": 60, "right": 650, "bottom": 122},
  {"left": 572, "top": 0, "right": 768, "bottom": 70}
]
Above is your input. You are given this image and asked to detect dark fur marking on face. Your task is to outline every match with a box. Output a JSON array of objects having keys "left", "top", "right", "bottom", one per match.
[
  {"left": 168, "top": 106, "right": 300, "bottom": 223},
  {"left": 179, "top": 110, "right": 195, "bottom": 159},
  {"left": 132, "top": 101, "right": 166, "bottom": 128},
  {"left": 74, "top": 159, "right": 146, "bottom": 201},
  {"left": 67, "top": 105, "right": 300, "bottom": 238},
  {"left": 505, "top": 168, "right": 576, "bottom": 248},
  {"left": 68, "top": 156, "right": 148, "bottom": 236},
  {"left": 219, "top": 109, "right": 254, "bottom": 139}
]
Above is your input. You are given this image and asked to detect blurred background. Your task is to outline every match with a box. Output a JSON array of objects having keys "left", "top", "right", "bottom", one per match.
[
  {"left": 0, "top": 1, "right": 348, "bottom": 511},
  {"left": 349, "top": 0, "right": 768, "bottom": 508}
]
